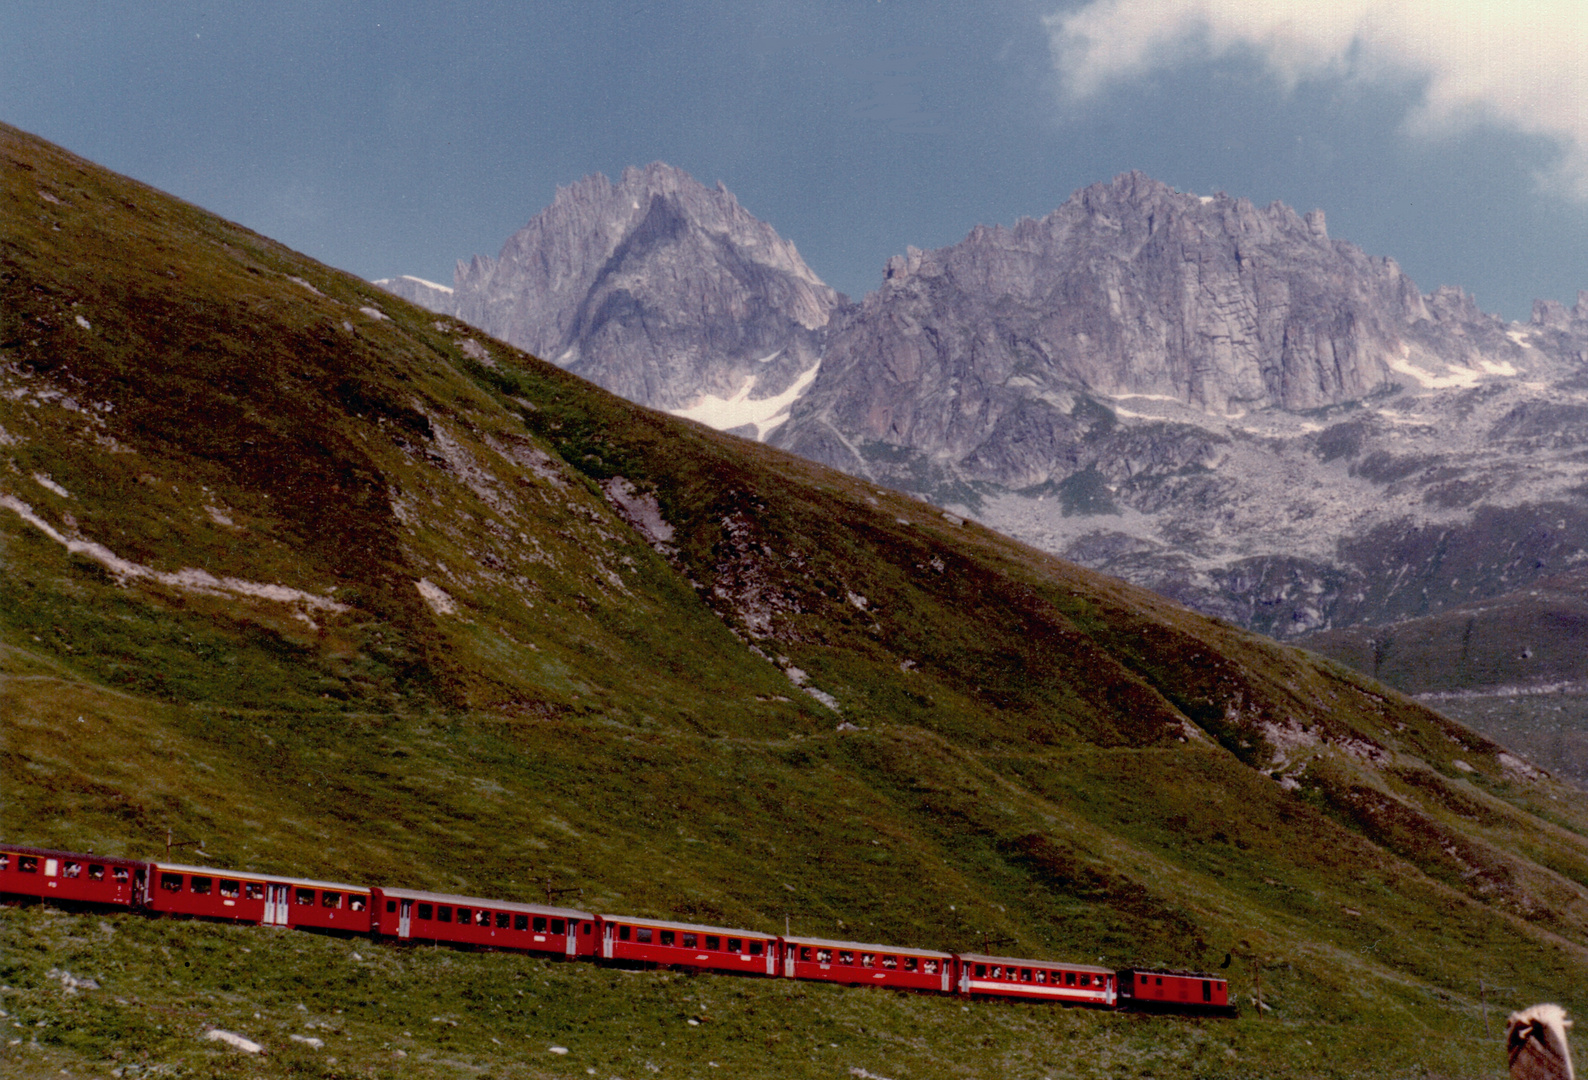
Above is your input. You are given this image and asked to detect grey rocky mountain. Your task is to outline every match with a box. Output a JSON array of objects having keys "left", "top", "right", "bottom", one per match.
[
  {"left": 379, "top": 166, "right": 1588, "bottom": 671},
  {"left": 378, "top": 162, "right": 841, "bottom": 439}
]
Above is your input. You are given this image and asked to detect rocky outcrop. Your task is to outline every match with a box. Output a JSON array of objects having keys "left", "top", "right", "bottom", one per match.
[{"left": 379, "top": 163, "right": 842, "bottom": 435}]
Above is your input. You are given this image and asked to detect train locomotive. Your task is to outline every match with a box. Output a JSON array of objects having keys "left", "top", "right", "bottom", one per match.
[{"left": 0, "top": 841, "right": 1234, "bottom": 1016}]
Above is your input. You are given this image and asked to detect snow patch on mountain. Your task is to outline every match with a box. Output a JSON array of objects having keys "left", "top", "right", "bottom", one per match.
[{"left": 669, "top": 361, "right": 821, "bottom": 440}]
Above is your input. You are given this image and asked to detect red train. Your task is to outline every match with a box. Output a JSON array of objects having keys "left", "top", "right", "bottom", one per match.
[{"left": 0, "top": 841, "right": 1233, "bottom": 1016}]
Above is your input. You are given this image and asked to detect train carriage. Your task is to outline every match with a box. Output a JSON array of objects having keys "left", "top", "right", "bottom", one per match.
[
  {"left": 781, "top": 934, "right": 955, "bottom": 992},
  {"left": 597, "top": 914, "right": 778, "bottom": 976},
  {"left": 145, "top": 861, "right": 373, "bottom": 934},
  {"left": 371, "top": 887, "right": 598, "bottom": 957},
  {"left": 0, "top": 844, "right": 144, "bottom": 908},
  {"left": 957, "top": 953, "right": 1116, "bottom": 1006},
  {"left": 1117, "top": 968, "right": 1233, "bottom": 1015}
]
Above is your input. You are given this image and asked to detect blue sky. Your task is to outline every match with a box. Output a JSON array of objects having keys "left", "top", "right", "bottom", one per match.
[{"left": 3, "top": 1, "right": 1585, "bottom": 320}]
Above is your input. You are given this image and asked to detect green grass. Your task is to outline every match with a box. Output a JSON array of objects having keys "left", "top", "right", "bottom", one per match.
[{"left": 3, "top": 119, "right": 1588, "bottom": 1078}]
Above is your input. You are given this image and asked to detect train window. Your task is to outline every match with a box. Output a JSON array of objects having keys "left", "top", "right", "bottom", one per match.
[
  {"left": 350, "top": 896, "right": 366, "bottom": 912},
  {"left": 64, "top": 862, "right": 82, "bottom": 878},
  {"left": 816, "top": 949, "right": 831, "bottom": 964},
  {"left": 838, "top": 951, "right": 855, "bottom": 966},
  {"left": 533, "top": 916, "right": 548, "bottom": 933},
  {"left": 219, "top": 880, "right": 239, "bottom": 898},
  {"left": 1022, "top": 969, "right": 1033, "bottom": 983},
  {"left": 990, "top": 966, "right": 1001, "bottom": 979},
  {"left": 1202, "top": 981, "right": 1212, "bottom": 1002},
  {"left": 748, "top": 941, "right": 763, "bottom": 956},
  {"left": 1156, "top": 977, "right": 1163, "bottom": 986},
  {"left": 89, "top": 865, "right": 106, "bottom": 881},
  {"left": 515, "top": 914, "right": 529, "bottom": 931},
  {"left": 1080, "top": 974, "right": 1090, "bottom": 987},
  {"left": 660, "top": 931, "right": 675, "bottom": 946},
  {"left": 322, "top": 891, "right": 343, "bottom": 909},
  {"left": 861, "top": 953, "right": 874, "bottom": 968},
  {"left": 418, "top": 904, "right": 433, "bottom": 920},
  {"left": 801, "top": 947, "right": 813, "bottom": 962},
  {"left": 727, "top": 938, "right": 741, "bottom": 953},
  {"left": 191, "top": 877, "right": 213, "bottom": 895},
  {"left": 618, "top": 924, "right": 631, "bottom": 941},
  {"left": 0, "top": 853, "right": 9, "bottom": 871},
  {"left": 635, "top": 928, "right": 653, "bottom": 944},
  {"left": 21, "top": 857, "right": 40, "bottom": 874},
  {"left": 387, "top": 900, "right": 398, "bottom": 913},
  {"left": 495, "top": 912, "right": 509, "bottom": 928},
  {"left": 1139, "top": 974, "right": 1149, "bottom": 986},
  {"left": 245, "top": 882, "right": 264, "bottom": 900},
  {"left": 904, "top": 957, "right": 918, "bottom": 973},
  {"left": 682, "top": 933, "right": 697, "bottom": 948},
  {"left": 883, "top": 955, "right": 897, "bottom": 969},
  {"left": 551, "top": 919, "right": 565, "bottom": 935},
  {"left": 1035, "top": 970, "right": 1047, "bottom": 984},
  {"left": 459, "top": 906, "right": 473, "bottom": 923},
  {"left": 477, "top": 910, "right": 491, "bottom": 927},
  {"left": 584, "top": 923, "right": 592, "bottom": 935},
  {"left": 296, "top": 888, "right": 315, "bottom": 905},
  {"left": 1064, "top": 972, "right": 1075, "bottom": 986},
  {"left": 974, "top": 964, "right": 987, "bottom": 978},
  {"left": 161, "top": 872, "right": 182, "bottom": 891},
  {"left": 437, "top": 907, "right": 452, "bottom": 923},
  {"left": 705, "top": 936, "right": 720, "bottom": 951},
  {"left": 114, "top": 867, "right": 130, "bottom": 884}
]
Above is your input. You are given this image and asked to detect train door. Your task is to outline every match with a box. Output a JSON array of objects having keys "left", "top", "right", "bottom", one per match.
[
  {"left": 398, "top": 899, "right": 413, "bottom": 939},
  {"left": 263, "top": 884, "right": 290, "bottom": 926},
  {"left": 602, "top": 922, "right": 615, "bottom": 960},
  {"left": 765, "top": 940, "right": 777, "bottom": 976},
  {"left": 782, "top": 942, "right": 796, "bottom": 979},
  {"left": 565, "top": 920, "right": 578, "bottom": 957},
  {"left": 941, "top": 960, "right": 952, "bottom": 993}
]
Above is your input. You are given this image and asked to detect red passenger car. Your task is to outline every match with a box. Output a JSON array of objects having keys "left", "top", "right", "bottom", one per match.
[
  {"left": 1117, "top": 968, "right": 1233, "bottom": 1014},
  {"left": 145, "top": 861, "right": 373, "bottom": 934},
  {"left": 371, "top": 887, "right": 597, "bottom": 957},
  {"left": 957, "top": 953, "right": 1116, "bottom": 1007},
  {"left": 597, "top": 914, "right": 778, "bottom": 976},
  {"left": 0, "top": 845, "right": 144, "bottom": 908},
  {"left": 781, "top": 934, "right": 955, "bottom": 992}
]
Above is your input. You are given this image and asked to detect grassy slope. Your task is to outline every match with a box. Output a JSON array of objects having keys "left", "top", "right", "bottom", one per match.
[{"left": 2, "top": 122, "right": 1587, "bottom": 1079}]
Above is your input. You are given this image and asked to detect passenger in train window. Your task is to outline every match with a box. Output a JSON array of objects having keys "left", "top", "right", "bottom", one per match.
[
  {"left": 660, "top": 931, "right": 675, "bottom": 946},
  {"left": 1035, "top": 970, "right": 1047, "bottom": 984},
  {"left": 161, "top": 873, "right": 181, "bottom": 891},
  {"left": 455, "top": 906, "right": 469, "bottom": 923},
  {"left": 924, "top": 960, "right": 938, "bottom": 975},
  {"left": 115, "top": 867, "right": 129, "bottom": 884},
  {"left": 990, "top": 966, "right": 1001, "bottom": 979},
  {"left": 838, "top": 951, "right": 855, "bottom": 965},
  {"left": 802, "top": 947, "right": 814, "bottom": 962},
  {"left": 323, "top": 891, "right": 343, "bottom": 908},
  {"left": 882, "top": 955, "right": 897, "bottom": 969},
  {"left": 89, "top": 865, "right": 105, "bottom": 881},
  {"left": 817, "top": 949, "right": 832, "bottom": 963},
  {"left": 64, "top": 862, "right": 81, "bottom": 878},
  {"left": 682, "top": 933, "right": 697, "bottom": 948},
  {"left": 0, "top": 854, "right": 9, "bottom": 871},
  {"left": 19, "top": 857, "right": 39, "bottom": 873},
  {"left": 244, "top": 882, "right": 263, "bottom": 900},
  {"left": 728, "top": 938, "right": 742, "bottom": 953},
  {"left": 1066, "top": 972, "right": 1076, "bottom": 986},
  {"left": 477, "top": 910, "right": 491, "bottom": 926},
  {"left": 904, "top": 957, "right": 918, "bottom": 972},
  {"left": 219, "top": 880, "right": 240, "bottom": 898},
  {"left": 1022, "top": 969, "right": 1033, "bottom": 983},
  {"left": 295, "top": 888, "right": 314, "bottom": 905},
  {"left": 350, "top": 896, "right": 366, "bottom": 912},
  {"left": 191, "top": 877, "right": 213, "bottom": 895}
]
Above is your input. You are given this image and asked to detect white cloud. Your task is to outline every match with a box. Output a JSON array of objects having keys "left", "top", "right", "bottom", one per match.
[{"left": 1046, "top": 0, "right": 1588, "bottom": 196}]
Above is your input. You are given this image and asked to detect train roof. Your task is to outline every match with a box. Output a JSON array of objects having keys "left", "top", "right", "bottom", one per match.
[
  {"left": 374, "top": 885, "right": 591, "bottom": 920},
  {"left": 596, "top": 913, "right": 776, "bottom": 938},
  {"left": 957, "top": 953, "right": 1113, "bottom": 974},
  {"left": 148, "top": 861, "right": 370, "bottom": 893},
  {"left": 2, "top": 843, "right": 146, "bottom": 867},
  {"left": 782, "top": 933, "right": 953, "bottom": 959},
  {"left": 1121, "top": 966, "right": 1226, "bottom": 979}
]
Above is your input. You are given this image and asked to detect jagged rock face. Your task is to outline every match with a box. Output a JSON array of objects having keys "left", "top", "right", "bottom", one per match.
[
  {"left": 384, "top": 163, "right": 842, "bottom": 432},
  {"left": 777, "top": 172, "right": 1450, "bottom": 478}
]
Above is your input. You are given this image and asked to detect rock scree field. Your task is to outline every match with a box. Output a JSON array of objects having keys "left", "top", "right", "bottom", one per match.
[{"left": 2, "top": 121, "right": 1586, "bottom": 1079}]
